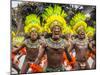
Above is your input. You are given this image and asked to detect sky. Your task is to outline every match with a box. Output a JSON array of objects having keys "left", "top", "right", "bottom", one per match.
[{"left": 12, "top": 1, "right": 22, "bottom": 8}]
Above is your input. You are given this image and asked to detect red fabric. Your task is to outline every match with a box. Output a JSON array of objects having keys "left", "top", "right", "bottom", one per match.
[
  {"left": 88, "top": 49, "right": 96, "bottom": 58},
  {"left": 30, "top": 64, "right": 43, "bottom": 72},
  {"left": 19, "top": 47, "right": 26, "bottom": 55},
  {"left": 63, "top": 52, "right": 76, "bottom": 65}
]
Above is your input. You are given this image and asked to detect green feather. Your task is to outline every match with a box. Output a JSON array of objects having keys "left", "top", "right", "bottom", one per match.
[
  {"left": 42, "top": 5, "right": 67, "bottom": 20},
  {"left": 70, "top": 12, "right": 86, "bottom": 26}
]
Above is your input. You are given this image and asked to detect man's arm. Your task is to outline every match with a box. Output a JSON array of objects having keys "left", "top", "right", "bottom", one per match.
[
  {"left": 88, "top": 42, "right": 96, "bottom": 54},
  {"left": 65, "top": 46, "right": 72, "bottom": 62},
  {"left": 64, "top": 40, "right": 72, "bottom": 62},
  {"left": 34, "top": 45, "right": 45, "bottom": 64},
  {"left": 68, "top": 40, "right": 73, "bottom": 52}
]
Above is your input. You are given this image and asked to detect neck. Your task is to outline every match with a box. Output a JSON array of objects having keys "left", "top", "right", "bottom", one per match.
[
  {"left": 79, "top": 37, "right": 85, "bottom": 40},
  {"left": 30, "top": 38, "right": 37, "bottom": 43},
  {"left": 52, "top": 35, "right": 60, "bottom": 41}
]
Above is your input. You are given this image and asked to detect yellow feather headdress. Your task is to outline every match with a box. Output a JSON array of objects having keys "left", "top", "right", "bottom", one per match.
[
  {"left": 64, "top": 26, "right": 74, "bottom": 35},
  {"left": 42, "top": 5, "right": 67, "bottom": 34},
  {"left": 12, "top": 31, "right": 16, "bottom": 38},
  {"left": 86, "top": 26, "right": 95, "bottom": 38},
  {"left": 73, "top": 21, "right": 87, "bottom": 33},
  {"left": 12, "top": 36, "right": 25, "bottom": 47},
  {"left": 70, "top": 12, "right": 86, "bottom": 26},
  {"left": 24, "top": 14, "right": 42, "bottom": 34}
]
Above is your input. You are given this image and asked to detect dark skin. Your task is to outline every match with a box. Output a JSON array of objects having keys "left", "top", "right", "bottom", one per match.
[
  {"left": 88, "top": 37, "right": 96, "bottom": 55},
  {"left": 34, "top": 24, "right": 72, "bottom": 71},
  {"left": 88, "top": 37, "right": 96, "bottom": 69},
  {"left": 13, "top": 31, "right": 39, "bottom": 74},
  {"left": 71, "top": 30, "right": 94, "bottom": 70},
  {"left": 64, "top": 33, "right": 73, "bottom": 52}
]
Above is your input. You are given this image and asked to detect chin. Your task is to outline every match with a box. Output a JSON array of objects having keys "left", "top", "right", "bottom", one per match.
[
  {"left": 80, "top": 37, "right": 85, "bottom": 39},
  {"left": 32, "top": 38, "right": 37, "bottom": 40},
  {"left": 54, "top": 37, "right": 60, "bottom": 40}
]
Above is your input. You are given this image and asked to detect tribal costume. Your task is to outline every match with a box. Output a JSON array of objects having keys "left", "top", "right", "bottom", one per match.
[
  {"left": 21, "top": 14, "right": 43, "bottom": 73},
  {"left": 21, "top": 38, "right": 40, "bottom": 73},
  {"left": 72, "top": 21, "right": 93, "bottom": 70},
  {"left": 12, "top": 14, "right": 42, "bottom": 74},
  {"left": 34, "top": 5, "right": 72, "bottom": 72}
]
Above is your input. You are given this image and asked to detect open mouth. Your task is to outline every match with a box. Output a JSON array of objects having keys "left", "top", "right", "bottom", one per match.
[{"left": 54, "top": 31, "right": 60, "bottom": 35}]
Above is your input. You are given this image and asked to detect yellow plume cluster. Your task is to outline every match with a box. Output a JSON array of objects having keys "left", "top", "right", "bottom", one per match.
[
  {"left": 24, "top": 14, "right": 42, "bottom": 34},
  {"left": 42, "top": 5, "right": 67, "bottom": 34},
  {"left": 64, "top": 26, "right": 74, "bottom": 35},
  {"left": 12, "top": 36, "right": 25, "bottom": 46},
  {"left": 86, "top": 26, "right": 95, "bottom": 38},
  {"left": 73, "top": 21, "right": 87, "bottom": 33}
]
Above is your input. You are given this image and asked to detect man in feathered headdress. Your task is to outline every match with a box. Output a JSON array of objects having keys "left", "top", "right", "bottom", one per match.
[
  {"left": 71, "top": 21, "right": 95, "bottom": 70},
  {"left": 13, "top": 14, "right": 42, "bottom": 74},
  {"left": 34, "top": 5, "right": 72, "bottom": 72}
]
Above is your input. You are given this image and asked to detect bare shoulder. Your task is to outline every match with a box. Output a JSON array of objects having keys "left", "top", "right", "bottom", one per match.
[
  {"left": 22, "top": 38, "right": 28, "bottom": 45},
  {"left": 39, "top": 38, "right": 47, "bottom": 47},
  {"left": 63, "top": 39, "right": 69, "bottom": 47}
]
